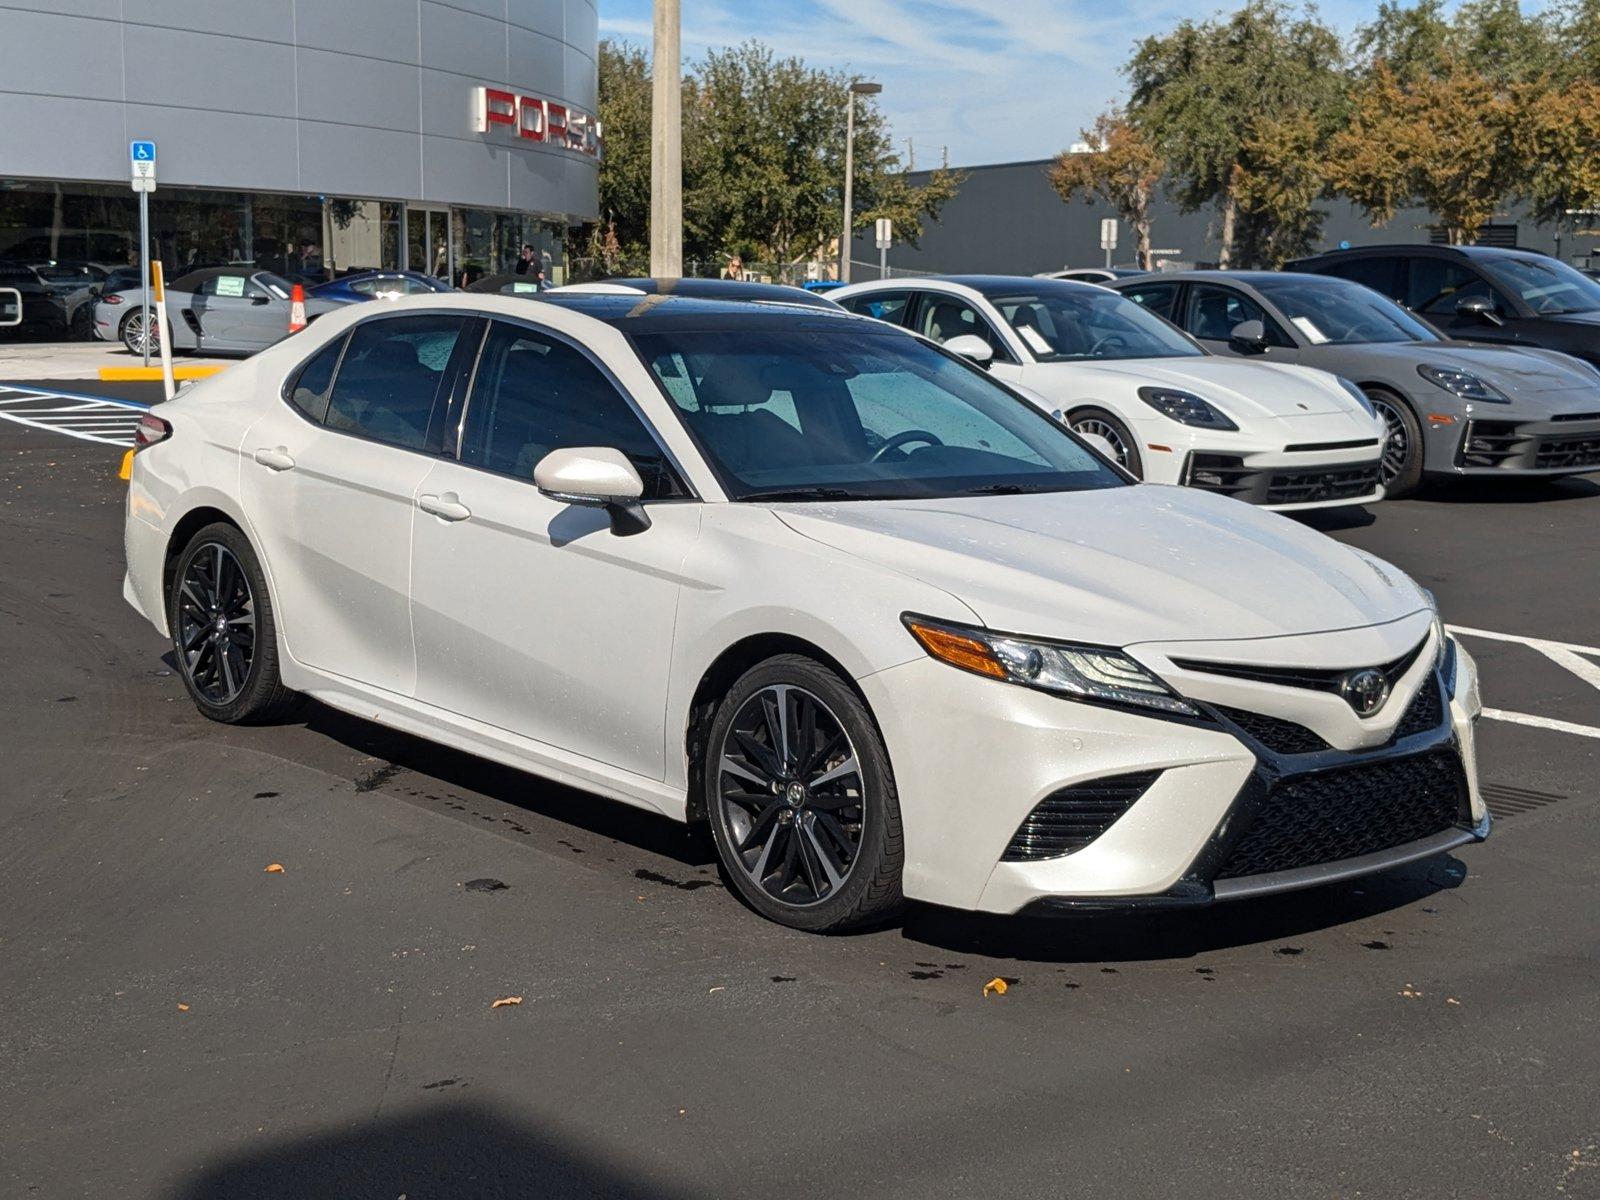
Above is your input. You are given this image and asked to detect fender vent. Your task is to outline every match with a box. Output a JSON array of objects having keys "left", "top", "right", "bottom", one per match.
[{"left": 1001, "top": 771, "right": 1161, "bottom": 862}]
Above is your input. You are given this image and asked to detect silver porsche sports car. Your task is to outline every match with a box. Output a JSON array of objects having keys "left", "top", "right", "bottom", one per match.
[{"left": 93, "top": 267, "right": 342, "bottom": 356}]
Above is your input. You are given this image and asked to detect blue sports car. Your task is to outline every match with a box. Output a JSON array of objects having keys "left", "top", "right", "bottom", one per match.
[{"left": 310, "top": 270, "right": 453, "bottom": 304}]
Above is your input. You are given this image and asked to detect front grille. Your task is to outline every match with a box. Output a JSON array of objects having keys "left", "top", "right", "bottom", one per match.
[
  {"left": 1001, "top": 771, "right": 1160, "bottom": 862},
  {"left": 1215, "top": 706, "right": 1330, "bottom": 754},
  {"left": 1174, "top": 637, "right": 1428, "bottom": 695},
  {"left": 1534, "top": 431, "right": 1600, "bottom": 469},
  {"left": 1550, "top": 411, "right": 1600, "bottom": 423},
  {"left": 1214, "top": 751, "right": 1464, "bottom": 880},
  {"left": 1264, "top": 463, "right": 1381, "bottom": 505},
  {"left": 1393, "top": 678, "right": 1444, "bottom": 739}
]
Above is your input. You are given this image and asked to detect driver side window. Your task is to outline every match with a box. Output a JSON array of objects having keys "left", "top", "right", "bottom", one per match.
[
  {"left": 913, "top": 295, "right": 1012, "bottom": 361},
  {"left": 1182, "top": 285, "right": 1292, "bottom": 346}
]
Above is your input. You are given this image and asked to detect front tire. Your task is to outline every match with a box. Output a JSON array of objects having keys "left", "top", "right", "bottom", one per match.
[
  {"left": 705, "top": 655, "right": 905, "bottom": 932},
  {"left": 1367, "top": 387, "right": 1424, "bottom": 499},
  {"left": 169, "top": 523, "right": 301, "bottom": 724},
  {"left": 1070, "top": 407, "right": 1144, "bottom": 477}
]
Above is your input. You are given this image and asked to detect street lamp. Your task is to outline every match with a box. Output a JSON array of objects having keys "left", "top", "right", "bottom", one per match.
[{"left": 840, "top": 79, "right": 882, "bottom": 283}]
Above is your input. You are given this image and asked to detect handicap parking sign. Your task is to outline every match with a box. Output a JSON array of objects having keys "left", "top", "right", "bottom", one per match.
[{"left": 130, "top": 140, "right": 156, "bottom": 163}]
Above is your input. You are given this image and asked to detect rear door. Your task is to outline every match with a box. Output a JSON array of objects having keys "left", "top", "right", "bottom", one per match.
[{"left": 239, "top": 312, "right": 477, "bottom": 695}]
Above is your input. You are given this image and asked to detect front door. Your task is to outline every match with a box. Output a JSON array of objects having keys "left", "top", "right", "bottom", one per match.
[
  {"left": 1181, "top": 283, "right": 1299, "bottom": 360},
  {"left": 239, "top": 312, "right": 475, "bottom": 695},
  {"left": 409, "top": 318, "right": 700, "bottom": 778},
  {"left": 1402, "top": 257, "right": 1520, "bottom": 346}
]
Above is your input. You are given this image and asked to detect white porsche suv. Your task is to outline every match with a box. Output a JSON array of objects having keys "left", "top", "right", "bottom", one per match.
[
  {"left": 835, "top": 275, "right": 1389, "bottom": 510},
  {"left": 123, "top": 292, "right": 1488, "bottom": 931}
]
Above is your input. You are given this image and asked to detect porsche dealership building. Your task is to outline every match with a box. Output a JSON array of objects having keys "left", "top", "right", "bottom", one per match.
[{"left": 0, "top": 0, "right": 599, "bottom": 285}]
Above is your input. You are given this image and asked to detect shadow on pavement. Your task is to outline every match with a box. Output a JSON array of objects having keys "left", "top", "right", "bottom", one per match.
[
  {"left": 1293, "top": 504, "right": 1378, "bottom": 533},
  {"left": 166, "top": 1101, "right": 696, "bottom": 1200},
  {"left": 1421, "top": 474, "right": 1600, "bottom": 504},
  {"left": 302, "top": 700, "right": 718, "bottom": 870},
  {"left": 898, "top": 853, "right": 1467, "bottom": 964}
]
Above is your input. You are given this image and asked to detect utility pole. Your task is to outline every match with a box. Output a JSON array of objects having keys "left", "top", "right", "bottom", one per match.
[
  {"left": 649, "top": 0, "right": 682, "bottom": 277},
  {"left": 840, "top": 79, "right": 881, "bottom": 283}
]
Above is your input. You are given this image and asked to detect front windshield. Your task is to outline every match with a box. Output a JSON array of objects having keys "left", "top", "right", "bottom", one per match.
[
  {"left": 981, "top": 286, "right": 1204, "bottom": 362},
  {"left": 1479, "top": 255, "right": 1600, "bottom": 315},
  {"left": 1256, "top": 276, "right": 1440, "bottom": 345},
  {"left": 631, "top": 327, "right": 1124, "bottom": 501}
]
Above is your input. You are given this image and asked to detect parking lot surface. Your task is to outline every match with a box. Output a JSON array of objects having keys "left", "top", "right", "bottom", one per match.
[{"left": 2, "top": 389, "right": 1597, "bottom": 1199}]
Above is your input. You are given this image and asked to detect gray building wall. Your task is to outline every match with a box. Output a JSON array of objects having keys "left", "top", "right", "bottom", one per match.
[
  {"left": 856, "top": 159, "right": 1596, "bottom": 278},
  {"left": 0, "top": 0, "right": 598, "bottom": 220}
]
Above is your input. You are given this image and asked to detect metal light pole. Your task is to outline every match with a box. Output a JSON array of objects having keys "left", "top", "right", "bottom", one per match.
[
  {"left": 649, "top": 0, "right": 682, "bottom": 278},
  {"left": 839, "top": 80, "right": 881, "bottom": 283}
]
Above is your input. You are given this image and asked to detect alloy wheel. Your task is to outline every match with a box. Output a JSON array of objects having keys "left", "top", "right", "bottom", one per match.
[
  {"left": 1371, "top": 396, "right": 1410, "bottom": 485},
  {"left": 122, "top": 312, "right": 158, "bottom": 356},
  {"left": 716, "top": 684, "right": 865, "bottom": 907},
  {"left": 1072, "top": 416, "right": 1132, "bottom": 469},
  {"left": 175, "top": 543, "right": 257, "bottom": 706}
]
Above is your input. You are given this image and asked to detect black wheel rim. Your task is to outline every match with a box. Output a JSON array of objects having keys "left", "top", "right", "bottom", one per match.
[
  {"left": 1372, "top": 397, "right": 1410, "bottom": 484},
  {"left": 1072, "top": 416, "right": 1132, "bottom": 470},
  {"left": 716, "top": 685, "right": 864, "bottom": 907},
  {"left": 175, "top": 543, "right": 256, "bottom": 706}
]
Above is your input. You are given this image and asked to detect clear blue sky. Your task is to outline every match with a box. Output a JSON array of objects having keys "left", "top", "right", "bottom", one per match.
[{"left": 598, "top": 1, "right": 1552, "bottom": 167}]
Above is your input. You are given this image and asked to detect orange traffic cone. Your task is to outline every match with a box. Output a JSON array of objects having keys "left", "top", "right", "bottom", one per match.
[{"left": 289, "top": 283, "right": 307, "bottom": 333}]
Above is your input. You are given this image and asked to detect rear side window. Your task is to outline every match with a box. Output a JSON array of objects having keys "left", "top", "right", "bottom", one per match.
[
  {"left": 324, "top": 315, "right": 468, "bottom": 450},
  {"left": 287, "top": 336, "right": 344, "bottom": 422},
  {"left": 839, "top": 290, "right": 914, "bottom": 325},
  {"left": 459, "top": 321, "right": 685, "bottom": 498}
]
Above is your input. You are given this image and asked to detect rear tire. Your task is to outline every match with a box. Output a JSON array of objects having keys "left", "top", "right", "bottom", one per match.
[
  {"left": 705, "top": 655, "right": 905, "bottom": 932},
  {"left": 120, "top": 309, "right": 159, "bottom": 357},
  {"left": 1070, "top": 407, "right": 1144, "bottom": 478},
  {"left": 169, "top": 523, "right": 302, "bottom": 725},
  {"left": 1367, "top": 387, "right": 1424, "bottom": 499}
]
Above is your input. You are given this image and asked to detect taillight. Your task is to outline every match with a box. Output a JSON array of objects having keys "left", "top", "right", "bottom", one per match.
[
  {"left": 133, "top": 413, "right": 171, "bottom": 451},
  {"left": 103, "top": 294, "right": 125, "bottom": 305}
]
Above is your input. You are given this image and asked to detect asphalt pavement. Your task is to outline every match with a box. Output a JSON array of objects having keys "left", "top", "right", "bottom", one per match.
[{"left": 2, "top": 392, "right": 1597, "bottom": 1199}]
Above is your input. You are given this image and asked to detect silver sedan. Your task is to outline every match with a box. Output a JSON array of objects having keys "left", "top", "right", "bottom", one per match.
[{"left": 94, "top": 267, "right": 342, "bottom": 356}]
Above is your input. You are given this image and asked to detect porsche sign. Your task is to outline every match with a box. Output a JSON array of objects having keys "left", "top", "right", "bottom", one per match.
[{"left": 473, "top": 86, "right": 602, "bottom": 159}]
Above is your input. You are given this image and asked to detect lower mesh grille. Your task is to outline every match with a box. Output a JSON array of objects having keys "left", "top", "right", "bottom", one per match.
[
  {"left": 1002, "top": 771, "right": 1161, "bottom": 862},
  {"left": 1215, "top": 706, "right": 1330, "bottom": 754},
  {"left": 1394, "top": 678, "right": 1444, "bottom": 738},
  {"left": 1535, "top": 432, "right": 1600, "bottom": 469},
  {"left": 1214, "top": 751, "right": 1464, "bottom": 880},
  {"left": 1264, "top": 463, "right": 1382, "bottom": 505}
]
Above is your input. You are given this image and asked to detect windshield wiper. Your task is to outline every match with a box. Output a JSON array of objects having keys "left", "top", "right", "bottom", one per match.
[
  {"left": 960, "top": 482, "right": 1032, "bottom": 495},
  {"left": 737, "top": 486, "right": 862, "bottom": 502}
]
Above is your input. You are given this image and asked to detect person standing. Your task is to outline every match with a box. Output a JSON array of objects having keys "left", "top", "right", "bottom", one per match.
[{"left": 514, "top": 243, "right": 535, "bottom": 275}]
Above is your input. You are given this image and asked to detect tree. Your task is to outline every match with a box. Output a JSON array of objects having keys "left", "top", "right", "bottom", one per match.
[
  {"left": 594, "top": 40, "right": 654, "bottom": 259},
  {"left": 1515, "top": 78, "right": 1600, "bottom": 226},
  {"left": 1355, "top": 0, "right": 1559, "bottom": 85},
  {"left": 1233, "top": 110, "right": 1328, "bottom": 266},
  {"left": 1048, "top": 110, "right": 1164, "bottom": 269},
  {"left": 1327, "top": 61, "right": 1522, "bottom": 244},
  {"left": 1127, "top": 0, "right": 1343, "bottom": 267}
]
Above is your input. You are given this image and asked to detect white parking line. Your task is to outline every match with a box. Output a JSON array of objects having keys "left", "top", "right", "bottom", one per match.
[
  {"left": 1447, "top": 624, "right": 1600, "bottom": 740},
  {"left": 0, "top": 386, "right": 147, "bottom": 447}
]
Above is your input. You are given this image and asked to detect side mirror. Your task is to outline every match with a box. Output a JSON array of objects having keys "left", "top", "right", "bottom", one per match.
[
  {"left": 1228, "top": 319, "right": 1269, "bottom": 353},
  {"left": 1454, "top": 294, "right": 1503, "bottom": 326},
  {"left": 534, "top": 446, "right": 651, "bottom": 535},
  {"left": 942, "top": 333, "right": 994, "bottom": 366}
]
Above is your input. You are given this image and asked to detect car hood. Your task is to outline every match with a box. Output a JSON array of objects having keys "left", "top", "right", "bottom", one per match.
[
  {"left": 1344, "top": 340, "right": 1600, "bottom": 398},
  {"left": 773, "top": 484, "right": 1428, "bottom": 647},
  {"left": 1027, "top": 356, "right": 1349, "bottom": 418}
]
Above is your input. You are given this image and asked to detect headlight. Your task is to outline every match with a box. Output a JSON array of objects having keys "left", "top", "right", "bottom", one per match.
[
  {"left": 1335, "top": 376, "right": 1377, "bottom": 417},
  {"left": 1136, "top": 386, "right": 1238, "bottom": 431},
  {"left": 1417, "top": 363, "right": 1509, "bottom": 403},
  {"left": 903, "top": 614, "right": 1199, "bottom": 716}
]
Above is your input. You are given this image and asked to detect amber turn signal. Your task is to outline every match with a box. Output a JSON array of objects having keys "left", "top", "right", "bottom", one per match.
[{"left": 904, "top": 618, "right": 1006, "bottom": 679}]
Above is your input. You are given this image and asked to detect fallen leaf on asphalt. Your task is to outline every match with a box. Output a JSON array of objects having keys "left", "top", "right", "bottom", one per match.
[
  {"left": 983, "top": 977, "right": 1008, "bottom": 997},
  {"left": 1446, "top": 997, "right": 1462, "bottom": 1006},
  {"left": 177, "top": 1003, "right": 189, "bottom": 1012},
  {"left": 264, "top": 863, "right": 284, "bottom": 873},
  {"left": 490, "top": 995, "right": 522, "bottom": 1008},
  {"left": 708, "top": 986, "right": 725, "bottom": 994}
]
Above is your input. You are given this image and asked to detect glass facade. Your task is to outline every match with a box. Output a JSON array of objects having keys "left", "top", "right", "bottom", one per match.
[{"left": 1, "top": 178, "right": 567, "bottom": 293}]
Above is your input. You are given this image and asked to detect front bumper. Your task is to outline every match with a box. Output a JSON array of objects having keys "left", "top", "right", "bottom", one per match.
[
  {"left": 1181, "top": 450, "right": 1384, "bottom": 510},
  {"left": 1447, "top": 415, "right": 1600, "bottom": 475},
  {"left": 861, "top": 629, "right": 1486, "bottom": 915}
]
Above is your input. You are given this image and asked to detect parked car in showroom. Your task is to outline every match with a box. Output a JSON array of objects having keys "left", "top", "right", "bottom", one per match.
[
  {"left": 121, "top": 291, "right": 1488, "bottom": 931},
  {"left": 311, "top": 270, "right": 454, "bottom": 305},
  {"left": 0, "top": 260, "right": 81, "bottom": 338},
  {"left": 94, "top": 266, "right": 342, "bottom": 356},
  {"left": 1114, "top": 271, "right": 1600, "bottom": 496},
  {"left": 1287, "top": 244, "right": 1600, "bottom": 369},
  {"left": 834, "top": 275, "right": 1387, "bottom": 510}
]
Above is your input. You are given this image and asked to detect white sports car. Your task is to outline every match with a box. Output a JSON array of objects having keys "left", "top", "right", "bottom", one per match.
[
  {"left": 835, "top": 276, "right": 1389, "bottom": 510},
  {"left": 123, "top": 291, "right": 1487, "bottom": 931}
]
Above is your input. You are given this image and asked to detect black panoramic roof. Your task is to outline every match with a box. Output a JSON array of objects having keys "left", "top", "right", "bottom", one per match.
[
  {"left": 929, "top": 274, "right": 1109, "bottom": 296},
  {"left": 599, "top": 277, "right": 843, "bottom": 310},
  {"left": 533, "top": 292, "right": 870, "bottom": 332},
  {"left": 1291, "top": 244, "right": 1551, "bottom": 264}
]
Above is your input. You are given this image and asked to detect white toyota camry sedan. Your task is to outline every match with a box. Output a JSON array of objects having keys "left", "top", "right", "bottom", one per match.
[
  {"left": 834, "top": 276, "right": 1389, "bottom": 511},
  {"left": 122, "top": 292, "right": 1489, "bottom": 931}
]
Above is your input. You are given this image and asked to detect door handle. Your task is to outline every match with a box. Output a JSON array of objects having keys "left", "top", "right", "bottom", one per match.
[
  {"left": 418, "top": 492, "right": 471, "bottom": 522},
  {"left": 252, "top": 446, "right": 296, "bottom": 471}
]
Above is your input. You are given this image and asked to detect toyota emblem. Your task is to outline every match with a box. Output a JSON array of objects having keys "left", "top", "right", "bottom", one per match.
[{"left": 1339, "top": 668, "right": 1390, "bottom": 716}]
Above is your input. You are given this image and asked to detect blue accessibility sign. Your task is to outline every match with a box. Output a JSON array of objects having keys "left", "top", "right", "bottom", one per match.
[{"left": 130, "top": 140, "right": 156, "bottom": 163}]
